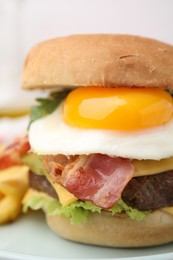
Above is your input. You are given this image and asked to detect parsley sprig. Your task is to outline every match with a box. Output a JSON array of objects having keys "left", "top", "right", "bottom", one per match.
[{"left": 28, "top": 90, "right": 70, "bottom": 128}]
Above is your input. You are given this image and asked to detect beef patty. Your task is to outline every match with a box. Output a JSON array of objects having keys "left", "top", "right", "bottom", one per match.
[
  {"left": 29, "top": 170, "right": 173, "bottom": 211},
  {"left": 29, "top": 172, "right": 57, "bottom": 198},
  {"left": 122, "top": 170, "right": 173, "bottom": 210}
]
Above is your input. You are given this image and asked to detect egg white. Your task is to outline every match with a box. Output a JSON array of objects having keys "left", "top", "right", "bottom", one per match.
[{"left": 29, "top": 104, "right": 173, "bottom": 160}]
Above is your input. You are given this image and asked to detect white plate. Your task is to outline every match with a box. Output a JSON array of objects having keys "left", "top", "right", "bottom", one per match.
[{"left": 0, "top": 211, "right": 173, "bottom": 260}]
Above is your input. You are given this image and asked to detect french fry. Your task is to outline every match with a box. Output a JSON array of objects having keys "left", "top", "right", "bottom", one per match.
[{"left": 0, "top": 165, "right": 29, "bottom": 224}]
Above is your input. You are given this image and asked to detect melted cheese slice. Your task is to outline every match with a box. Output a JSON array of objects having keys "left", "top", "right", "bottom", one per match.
[
  {"left": 22, "top": 188, "right": 48, "bottom": 203},
  {"left": 162, "top": 207, "right": 173, "bottom": 216},
  {"left": 133, "top": 157, "right": 173, "bottom": 177},
  {"left": 44, "top": 172, "right": 77, "bottom": 206},
  {"left": 23, "top": 185, "right": 77, "bottom": 208},
  {"left": 53, "top": 183, "right": 77, "bottom": 206}
]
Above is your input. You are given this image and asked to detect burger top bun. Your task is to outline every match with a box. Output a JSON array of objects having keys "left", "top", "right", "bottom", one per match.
[{"left": 21, "top": 34, "right": 173, "bottom": 91}]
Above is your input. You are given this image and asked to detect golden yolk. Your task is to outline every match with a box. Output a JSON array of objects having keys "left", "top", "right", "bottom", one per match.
[{"left": 63, "top": 87, "right": 173, "bottom": 131}]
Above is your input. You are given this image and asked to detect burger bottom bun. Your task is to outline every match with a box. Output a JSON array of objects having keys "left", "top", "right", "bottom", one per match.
[{"left": 46, "top": 211, "right": 173, "bottom": 248}]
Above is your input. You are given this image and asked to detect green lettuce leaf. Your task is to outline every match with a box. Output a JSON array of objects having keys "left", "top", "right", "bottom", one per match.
[
  {"left": 23, "top": 193, "right": 149, "bottom": 224},
  {"left": 110, "top": 199, "right": 149, "bottom": 221},
  {"left": 23, "top": 195, "right": 92, "bottom": 224},
  {"left": 28, "top": 90, "right": 70, "bottom": 128}
]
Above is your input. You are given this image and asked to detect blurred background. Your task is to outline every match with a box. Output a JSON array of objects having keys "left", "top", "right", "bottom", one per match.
[{"left": 0, "top": 0, "right": 173, "bottom": 141}]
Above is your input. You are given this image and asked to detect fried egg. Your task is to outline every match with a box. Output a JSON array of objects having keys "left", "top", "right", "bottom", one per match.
[{"left": 29, "top": 87, "right": 173, "bottom": 160}]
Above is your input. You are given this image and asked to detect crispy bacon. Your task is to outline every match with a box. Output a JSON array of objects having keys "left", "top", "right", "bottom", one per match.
[
  {"left": 61, "top": 154, "right": 134, "bottom": 209},
  {"left": 44, "top": 154, "right": 78, "bottom": 183},
  {"left": 0, "top": 135, "right": 30, "bottom": 170}
]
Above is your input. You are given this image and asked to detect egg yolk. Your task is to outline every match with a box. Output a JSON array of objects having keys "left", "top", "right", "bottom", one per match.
[{"left": 63, "top": 87, "right": 173, "bottom": 131}]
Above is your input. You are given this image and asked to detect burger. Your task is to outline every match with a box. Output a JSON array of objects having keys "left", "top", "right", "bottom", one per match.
[{"left": 21, "top": 34, "right": 173, "bottom": 247}]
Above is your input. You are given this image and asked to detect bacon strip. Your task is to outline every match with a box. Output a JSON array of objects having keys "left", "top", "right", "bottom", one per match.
[
  {"left": 0, "top": 135, "right": 30, "bottom": 170},
  {"left": 61, "top": 154, "right": 134, "bottom": 209},
  {"left": 44, "top": 154, "right": 78, "bottom": 183}
]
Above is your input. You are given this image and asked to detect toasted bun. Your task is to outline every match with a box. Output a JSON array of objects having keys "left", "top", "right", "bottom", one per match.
[
  {"left": 21, "top": 34, "right": 173, "bottom": 91},
  {"left": 46, "top": 210, "right": 173, "bottom": 247}
]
